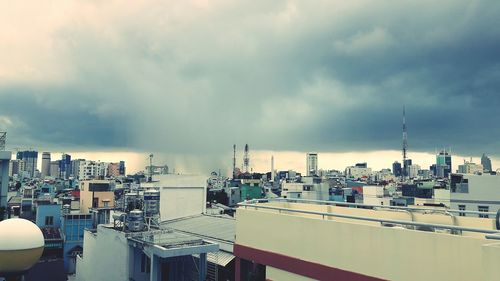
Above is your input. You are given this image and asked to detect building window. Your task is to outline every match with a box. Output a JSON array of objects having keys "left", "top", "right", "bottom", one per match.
[
  {"left": 478, "top": 206, "right": 489, "bottom": 218},
  {"left": 458, "top": 205, "right": 466, "bottom": 217},
  {"left": 45, "top": 216, "right": 54, "bottom": 226}
]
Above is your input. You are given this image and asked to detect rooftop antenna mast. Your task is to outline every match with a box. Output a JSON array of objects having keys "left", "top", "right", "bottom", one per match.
[
  {"left": 243, "top": 144, "right": 250, "bottom": 173},
  {"left": 402, "top": 106, "right": 408, "bottom": 180},
  {"left": 232, "top": 144, "right": 236, "bottom": 178},
  {"left": 0, "top": 132, "right": 5, "bottom": 151},
  {"left": 148, "top": 154, "right": 154, "bottom": 182}
]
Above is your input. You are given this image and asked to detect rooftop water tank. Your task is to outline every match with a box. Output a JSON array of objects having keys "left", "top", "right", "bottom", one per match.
[
  {"left": 0, "top": 219, "right": 44, "bottom": 274},
  {"left": 143, "top": 189, "right": 160, "bottom": 216},
  {"left": 127, "top": 210, "right": 144, "bottom": 232}
]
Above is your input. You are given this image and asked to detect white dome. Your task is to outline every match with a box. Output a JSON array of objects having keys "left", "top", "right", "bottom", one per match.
[{"left": 0, "top": 218, "right": 44, "bottom": 251}]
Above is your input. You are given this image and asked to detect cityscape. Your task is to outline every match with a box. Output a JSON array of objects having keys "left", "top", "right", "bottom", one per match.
[{"left": 1, "top": 1, "right": 500, "bottom": 281}]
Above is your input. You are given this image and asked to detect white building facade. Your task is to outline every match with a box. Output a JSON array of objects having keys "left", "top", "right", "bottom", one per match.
[{"left": 450, "top": 174, "right": 500, "bottom": 218}]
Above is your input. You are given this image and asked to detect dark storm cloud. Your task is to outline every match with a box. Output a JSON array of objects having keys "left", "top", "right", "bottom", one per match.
[{"left": 1, "top": 1, "right": 500, "bottom": 159}]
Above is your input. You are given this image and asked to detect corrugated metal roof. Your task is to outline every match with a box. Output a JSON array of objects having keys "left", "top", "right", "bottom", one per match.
[
  {"left": 161, "top": 215, "right": 235, "bottom": 245},
  {"left": 207, "top": 251, "right": 234, "bottom": 267}
]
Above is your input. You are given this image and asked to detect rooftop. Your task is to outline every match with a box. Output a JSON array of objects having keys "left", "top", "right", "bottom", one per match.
[{"left": 161, "top": 214, "right": 235, "bottom": 252}]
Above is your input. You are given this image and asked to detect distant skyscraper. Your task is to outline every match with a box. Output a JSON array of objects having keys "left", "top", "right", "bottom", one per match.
[
  {"left": 16, "top": 150, "right": 38, "bottom": 178},
  {"left": 60, "top": 153, "right": 71, "bottom": 179},
  {"left": 41, "top": 152, "right": 51, "bottom": 178},
  {"left": 404, "top": 159, "right": 412, "bottom": 178},
  {"left": 9, "top": 159, "right": 25, "bottom": 177},
  {"left": 436, "top": 150, "right": 452, "bottom": 178},
  {"left": 107, "top": 161, "right": 125, "bottom": 177},
  {"left": 119, "top": 161, "right": 126, "bottom": 176},
  {"left": 306, "top": 152, "right": 318, "bottom": 176},
  {"left": 392, "top": 161, "right": 402, "bottom": 177},
  {"left": 481, "top": 153, "right": 492, "bottom": 172},
  {"left": 50, "top": 160, "right": 61, "bottom": 179}
]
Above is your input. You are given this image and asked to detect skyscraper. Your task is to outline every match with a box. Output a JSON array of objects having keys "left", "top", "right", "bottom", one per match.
[
  {"left": 481, "top": 153, "right": 492, "bottom": 172},
  {"left": 60, "top": 153, "right": 71, "bottom": 179},
  {"left": 16, "top": 150, "right": 38, "bottom": 178},
  {"left": 119, "top": 161, "right": 126, "bottom": 176},
  {"left": 436, "top": 150, "right": 452, "bottom": 178},
  {"left": 306, "top": 152, "right": 318, "bottom": 176},
  {"left": 41, "top": 152, "right": 51, "bottom": 178},
  {"left": 392, "top": 161, "right": 402, "bottom": 177}
]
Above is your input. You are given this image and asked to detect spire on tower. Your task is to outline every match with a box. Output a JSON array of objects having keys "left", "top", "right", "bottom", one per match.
[{"left": 402, "top": 106, "right": 408, "bottom": 179}]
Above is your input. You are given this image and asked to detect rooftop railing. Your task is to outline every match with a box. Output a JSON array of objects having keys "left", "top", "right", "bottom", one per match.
[
  {"left": 271, "top": 197, "right": 497, "bottom": 216},
  {"left": 238, "top": 199, "right": 500, "bottom": 238}
]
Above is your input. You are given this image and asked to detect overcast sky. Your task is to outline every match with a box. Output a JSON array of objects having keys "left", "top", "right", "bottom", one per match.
[{"left": 1, "top": 1, "right": 499, "bottom": 174}]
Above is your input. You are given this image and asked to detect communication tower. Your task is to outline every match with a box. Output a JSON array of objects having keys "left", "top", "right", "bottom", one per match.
[{"left": 243, "top": 144, "right": 250, "bottom": 173}]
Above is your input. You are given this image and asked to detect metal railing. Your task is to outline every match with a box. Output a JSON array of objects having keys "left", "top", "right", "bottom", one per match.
[
  {"left": 238, "top": 201, "right": 500, "bottom": 236},
  {"left": 270, "top": 197, "right": 497, "bottom": 216}
]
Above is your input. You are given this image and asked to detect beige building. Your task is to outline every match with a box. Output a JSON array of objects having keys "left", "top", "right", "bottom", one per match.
[
  {"left": 235, "top": 199, "right": 500, "bottom": 281},
  {"left": 107, "top": 163, "right": 120, "bottom": 178},
  {"left": 79, "top": 180, "right": 115, "bottom": 214}
]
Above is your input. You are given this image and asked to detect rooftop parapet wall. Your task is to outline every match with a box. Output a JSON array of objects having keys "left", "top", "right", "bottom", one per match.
[{"left": 235, "top": 203, "right": 500, "bottom": 281}]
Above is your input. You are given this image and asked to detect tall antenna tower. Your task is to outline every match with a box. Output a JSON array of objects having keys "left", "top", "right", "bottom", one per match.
[
  {"left": 148, "top": 154, "right": 154, "bottom": 182},
  {"left": 232, "top": 144, "right": 236, "bottom": 178},
  {"left": 402, "top": 106, "right": 408, "bottom": 180},
  {"left": 243, "top": 144, "right": 250, "bottom": 173},
  {"left": 0, "top": 132, "right": 5, "bottom": 151}
]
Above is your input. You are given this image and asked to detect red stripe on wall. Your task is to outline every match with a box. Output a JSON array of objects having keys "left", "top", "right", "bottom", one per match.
[{"left": 234, "top": 244, "right": 385, "bottom": 281}]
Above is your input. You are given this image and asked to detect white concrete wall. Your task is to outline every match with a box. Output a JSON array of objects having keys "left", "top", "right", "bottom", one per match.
[
  {"left": 434, "top": 189, "right": 450, "bottom": 207},
  {"left": 236, "top": 204, "right": 500, "bottom": 281},
  {"left": 149, "top": 174, "right": 207, "bottom": 221},
  {"left": 75, "top": 226, "right": 129, "bottom": 281}
]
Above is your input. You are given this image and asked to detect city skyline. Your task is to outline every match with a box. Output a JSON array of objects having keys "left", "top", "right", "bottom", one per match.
[{"left": 4, "top": 148, "right": 497, "bottom": 177}]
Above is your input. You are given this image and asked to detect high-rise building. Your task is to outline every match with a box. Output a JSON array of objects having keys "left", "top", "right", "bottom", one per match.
[
  {"left": 107, "top": 162, "right": 125, "bottom": 178},
  {"left": 9, "top": 159, "right": 25, "bottom": 177},
  {"left": 458, "top": 161, "right": 483, "bottom": 174},
  {"left": 119, "top": 161, "right": 126, "bottom": 176},
  {"left": 50, "top": 160, "right": 61, "bottom": 178},
  {"left": 408, "top": 164, "right": 420, "bottom": 179},
  {"left": 16, "top": 150, "right": 38, "bottom": 178},
  {"left": 404, "top": 159, "right": 412, "bottom": 178},
  {"left": 60, "top": 153, "right": 72, "bottom": 179},
  {"left": 71, "top": 159, "right": 86, "bottom": 178},
  {"left": 79, "top": 161, "right": 107, "bottom": 180},
  {"left": 436, "top": 150, "right": 452, "bottom": 178},
  {"left": 392, "top": 161, "right": 402, "bottom": 177},
  {"left": 306, "top": 152, "right": 318, "bottom": 176},
  {"left": 481, "top": 153, "right": 492, "bottom": 172},
  {"left": 41, "top": 152, "right": 51, "bottom": 178}
]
